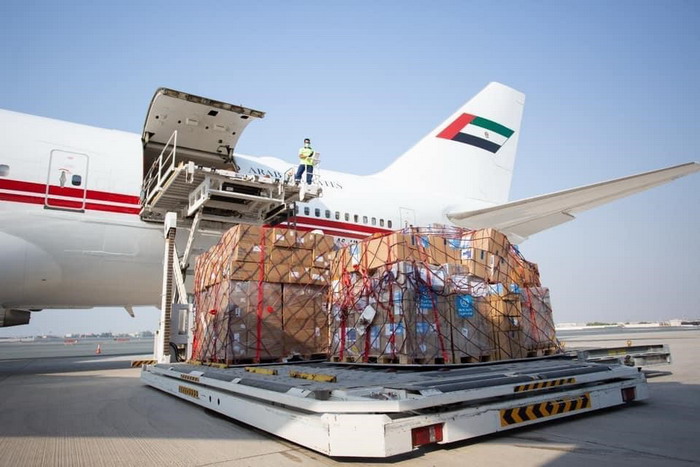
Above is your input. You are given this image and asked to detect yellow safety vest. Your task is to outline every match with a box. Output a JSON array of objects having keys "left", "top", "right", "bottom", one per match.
[{"left": 299, "top": 146, "right": 315, "bottom": 165}]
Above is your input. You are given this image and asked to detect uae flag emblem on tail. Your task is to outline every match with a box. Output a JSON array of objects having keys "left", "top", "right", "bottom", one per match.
[{"left": 437, "top": 113, "right": 514, "bottom": 153}]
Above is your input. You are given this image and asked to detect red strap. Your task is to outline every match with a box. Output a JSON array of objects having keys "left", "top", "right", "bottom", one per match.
[{"left": 256, "top": 227, "right": 267, "bottom": 362}]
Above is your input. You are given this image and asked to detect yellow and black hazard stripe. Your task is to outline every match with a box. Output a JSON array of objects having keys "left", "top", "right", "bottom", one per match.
[
  {"left": 180, "top": 373, "right": 200, "bottom": 383},
  {"left": 288, "top": 370, "right": 337, "bottom": 383},
  {"left": 245, "top": 367, "right": 278, "bottom": 376},
  {"left": 131, "top": 359, "right": 158, "bottom": 367},
  {"left": 178, "top": 385, "right": 199, "bottom": 399},
  {"left": 514, "top": 377, "right": 576, "bottom": 393},
  {"left": 500, "top": 393, "right": 591, "bottom": 427}
]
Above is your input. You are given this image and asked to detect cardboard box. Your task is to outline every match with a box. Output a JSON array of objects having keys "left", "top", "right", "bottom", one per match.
[
  {"left": 293, "top": 230, "right": 317, "bottom": 250},
  {"left": 460, "top": 248, "right": 488, "bottom": 264},
  {"left": 232, "top": 242, "right": 263, "bottom": 263},
  {"left": 283, "top": 284, "right": 326, "bottom": 320},
  {"left": 450, "top": 296, "right": 496, "bottom": 361},
  {"left": 268, "top": 228, "right": 297, "bottom": 248},
  {"left": 494, "top": 330, "right": 526, "bottom": 360},
  {"left": 220, "top": 224, "right": 263, "bottom": 248},
  {"left": 314, "top": 235, "right": 335, "bottom": 253},
  {"left": 192, "top": 280, "right": 285, "bottom": 362},
  {"left": 313, "top": 252, "right": 332, "bottom": 269},
  {"left": 470, "top": 228, "right": 511, "bottom": 257},
  {"left": 487, "top": 295, "right": 522, "bottom": 332},
  {"left": 462, "top": 259, "right": 489, "bottom": 280},
  {"left": 268, "top": 247, "right": 313, "bottom": 268},
  {"left": 227, "top": 261, "right": 263, "bottom": 282},
  {"left": 410, "top": 234, "right": 450, "bottom": 265},
  {"left": 519, "top": 287, "right": 557, "bottom": 350},
  {"left": 345, "top": 233, "right": 420, "bottom": 271},
  {"left": 309, "top": 267, "right": 330, "bottom": 286},
  {"left": 487, "top": 253, "right": 510, "bottom": 285}
]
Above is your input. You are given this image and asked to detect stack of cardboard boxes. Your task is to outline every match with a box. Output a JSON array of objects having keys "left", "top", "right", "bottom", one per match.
[
  {"left": 191, "top": 224, "right": 335, "bottom": 363},
  {"left": 329, "top": 227, "right": 559, "bottom": 363},
  {"left": 191, "top": 224, "right": 558, "bottom": 365}
]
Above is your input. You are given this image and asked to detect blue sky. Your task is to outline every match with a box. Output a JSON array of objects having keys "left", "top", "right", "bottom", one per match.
[{"left": 1, "top": 1, "right": 698, "bottom": 335}]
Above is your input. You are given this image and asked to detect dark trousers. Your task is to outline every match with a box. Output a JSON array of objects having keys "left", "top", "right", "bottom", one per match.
[{"left": 295, "top": 164, "right": 313, "bottom": 184}]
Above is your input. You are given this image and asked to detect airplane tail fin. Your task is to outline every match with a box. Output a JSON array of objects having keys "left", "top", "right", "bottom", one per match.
[{"left": 375, "top": 82, "right": 525, "bottom": 206}]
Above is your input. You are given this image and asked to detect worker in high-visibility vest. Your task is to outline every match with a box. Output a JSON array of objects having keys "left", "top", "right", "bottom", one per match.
[{"left": 294, "top": 138, "right": 315, "bottom": 185}]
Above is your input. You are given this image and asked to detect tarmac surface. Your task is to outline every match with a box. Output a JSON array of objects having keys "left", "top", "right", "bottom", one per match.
[{"left": 0, "top": 328, "right": 698, "bottom": 466}]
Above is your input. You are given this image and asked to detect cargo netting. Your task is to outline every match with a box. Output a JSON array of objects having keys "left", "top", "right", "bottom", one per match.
[
  {"left": 191, "top": 224, "right": 333, "bottom": 364},
  {"left": 191, "top": 223, "right": 561, "bottom": 366},
  {"left": 329, "top": 226, "right": 561, "bottom": 364}
]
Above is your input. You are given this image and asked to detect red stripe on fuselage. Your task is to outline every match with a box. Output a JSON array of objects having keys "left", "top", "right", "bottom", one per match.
[
  {"left": 0, "top": 192, "right": 45, "bottom": 206},
  {"left": 0, "top": 191, "right": 141, "bottom": 214},
  {"left": 436, "top": 113, "right": 475, "bottom": 140},
  {"left": 0, "top": 179, "right": 140, "bottom": 205},
  {"left": 292, "top": 216, "right": 393, "bottom": 235}
]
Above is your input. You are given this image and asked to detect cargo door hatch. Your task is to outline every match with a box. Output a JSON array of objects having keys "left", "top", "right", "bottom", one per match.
[
  {"left": 139, "top": 88, "right": 321, "bottom": 227},
  {"left": 142, "top": 88, "right": 265, "bottom": 173}
]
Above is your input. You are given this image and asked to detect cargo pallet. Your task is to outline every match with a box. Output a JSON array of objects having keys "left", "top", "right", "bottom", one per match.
[{"left": 141, "top": 354, "right": 649, "bottom": 458}]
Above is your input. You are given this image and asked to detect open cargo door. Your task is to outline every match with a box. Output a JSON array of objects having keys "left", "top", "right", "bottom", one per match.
[{"left": 142, "top": 88, "right": 265, "bottom": 175}]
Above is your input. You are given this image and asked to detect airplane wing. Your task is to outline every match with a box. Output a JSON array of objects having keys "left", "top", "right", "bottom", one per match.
[{"left": 447, "top": 162, "right": 700, "bottom": 244}]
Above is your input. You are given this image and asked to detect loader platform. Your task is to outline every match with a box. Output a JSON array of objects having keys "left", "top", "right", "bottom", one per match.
[{"left": 141, "top": 354, "right": 648, "bottom": 458}]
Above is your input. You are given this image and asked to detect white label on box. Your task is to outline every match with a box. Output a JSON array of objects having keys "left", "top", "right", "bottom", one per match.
[
  {"left": 461, "top": 327, "right": 469, "bottom": 338},
  {"left": 350, "top": 244, "right": 361, "bottom": 265}
]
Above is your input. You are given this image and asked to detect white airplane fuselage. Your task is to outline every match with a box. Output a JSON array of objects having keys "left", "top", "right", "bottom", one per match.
[{"left": 0, "top": 109, "right": 490, "bottom": 310}]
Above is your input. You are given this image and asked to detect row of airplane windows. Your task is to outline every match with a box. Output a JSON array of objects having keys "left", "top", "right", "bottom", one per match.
[{"left": 295, "top": 205, "right": 393, "bottom": 228}]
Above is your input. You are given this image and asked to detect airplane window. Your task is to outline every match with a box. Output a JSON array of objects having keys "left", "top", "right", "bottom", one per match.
[
  {"left": 354, "top": 214, "right": 359, "bottom": 223},
  {"left": 363, "top": 216, "right": 368, "bottom": 224},
  {"left": 0, "top": 164, "right": 8, "bottom": 177},
  {"left": 344, "top": 213, "right": 349, "bottom": 221},
  {"left": 295, "top": 205, "right": 299, "bottom": 214},
  {"left": 315, "top": 208, "right": 320, "bottom": 217},
  {"left": 71, "top": 175, "right": 82, "bottom": 186},
  {"left": 304, "top": 207, "right": 310, "bottom": 215},
  {"left": 371, "top": 217, "right": 376, "bottom": 226},
  {"left": 325, "top": 209, "right": 331, "bottom": 219},
  {"left": 380, "top": 219, "right": 384, "bottom": 227},
  {"left": 388, "top": 220, "right": 393, "bottom": 228},
  {"left": 335, "top": 211, "right": 340, "bottom": 220}
]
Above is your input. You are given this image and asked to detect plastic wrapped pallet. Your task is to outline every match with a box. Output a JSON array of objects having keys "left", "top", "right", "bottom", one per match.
[
  {"left": 191, "top": 224, "right": 335, "bottom": 364},
  {"left": 519, "top": 287, "right": 559, "bottom": 353},
  {"left": 328, "top": 226, "right": 559, "bottom": 364},
  {"left": 191, "top": 280, "right": 283, "bottom": 362},
  {"left": 330, "top": 261, "right": 496, "bottom": 364}
]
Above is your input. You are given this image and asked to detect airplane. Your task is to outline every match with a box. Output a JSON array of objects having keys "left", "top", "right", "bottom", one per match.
[{"left": 0, "top": 82, "right": 697, "bottom": 327}]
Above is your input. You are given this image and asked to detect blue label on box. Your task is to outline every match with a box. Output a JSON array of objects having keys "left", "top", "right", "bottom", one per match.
[
  {"left": 416, "top": 322, "right": 430, "bottom": 334},
  {"left": 509, "top": 283, "right": 521, "bottom": 294},
  {"left": 448, "top": 238, "right": 472, "bottom": 249},
  {"left": 420, "top": 236, "right": 430, "bottom": 248},
  {"left": 387, "top": 323, "right": 405, "bottom": 336},
  {"left": 455, "top": 295, "right": 474, "bottom": 318},
  {"left": 370, "top": 326, "right": 381, "bottom": 347},
  {"left": 346, "top": 328, "right": 357, "bottom": 342},
  {"left": 417, "top": 284, "right": 435, "bottom": 310}
]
